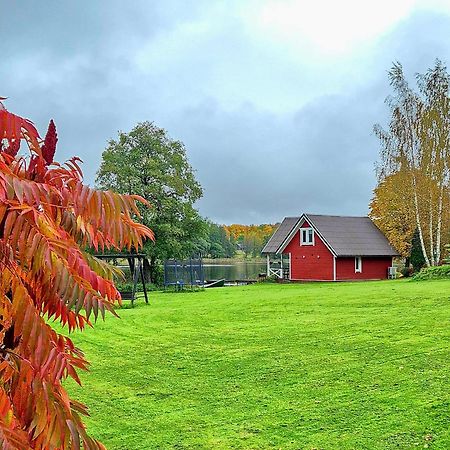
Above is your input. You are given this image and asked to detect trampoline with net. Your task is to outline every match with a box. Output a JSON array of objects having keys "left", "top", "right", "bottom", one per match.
[{"left": 163, "top": 257, "right": 204, "bottom": 289}]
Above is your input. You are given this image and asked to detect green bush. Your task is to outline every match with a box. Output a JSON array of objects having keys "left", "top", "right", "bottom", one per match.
[
  {"left": 115, "top": 281, "right": 158, "bottom": 292},
  {"left": 412, "top": 264, "right": 450, "bottom": 280}
]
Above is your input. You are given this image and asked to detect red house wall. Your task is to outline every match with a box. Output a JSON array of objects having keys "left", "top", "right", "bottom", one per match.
[
  {"left": 283, "top": 221, "right": 334, "bottom": 281},
  {"left": 336, "top": 257, "right": 392, "bottom": 280}
]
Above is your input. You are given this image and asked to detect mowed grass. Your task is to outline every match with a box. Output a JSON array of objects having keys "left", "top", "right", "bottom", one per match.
[{"left": 63, "top": 280, "right": 450, "bottom": 449}]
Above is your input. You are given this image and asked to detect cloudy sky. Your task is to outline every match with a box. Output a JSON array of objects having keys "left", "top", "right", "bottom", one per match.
[{"left": 2, "top": 0, "right": 450, "bottom": 224}]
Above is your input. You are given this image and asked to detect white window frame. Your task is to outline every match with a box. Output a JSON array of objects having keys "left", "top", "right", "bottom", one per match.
[
  {"left": 300, "top": 227, "right": 314, "bottom": 246},
  {"left": 355, "top": 256, "right": 362, "bottom": 273}
]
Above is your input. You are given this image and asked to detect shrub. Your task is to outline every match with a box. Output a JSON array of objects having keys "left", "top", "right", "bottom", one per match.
[{"left": 412, "top": 265, "right": 450, "bottom": 280}]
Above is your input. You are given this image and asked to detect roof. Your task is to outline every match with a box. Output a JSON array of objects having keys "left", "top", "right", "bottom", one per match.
[
  {"left": 306, "top": 214, "right": 399, "bottom": 256},
  {"left": 261, "top": 217, "right": 300, "bottom": 253},
  {"left": 262, "top": 214, "right": 399, "bottom": 257}
]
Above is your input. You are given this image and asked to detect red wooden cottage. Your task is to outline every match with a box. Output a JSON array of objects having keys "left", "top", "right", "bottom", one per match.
[{"left": 262, "top": 214, "right": 399, "bottom": 281}]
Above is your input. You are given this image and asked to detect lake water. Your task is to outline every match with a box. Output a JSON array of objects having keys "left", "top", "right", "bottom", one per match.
[{"left": 203, "top": 260, "right": 266, "bottom": 281}]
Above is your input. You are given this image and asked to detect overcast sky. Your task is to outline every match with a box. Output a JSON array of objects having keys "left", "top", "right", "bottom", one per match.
[{"left": 2, "top": 1, "right": 450, "bottom": 224}]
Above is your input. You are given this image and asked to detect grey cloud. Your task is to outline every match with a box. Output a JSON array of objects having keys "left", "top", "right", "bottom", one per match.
[
  {"left": 178, "top": 10, "right": 450, "bottom": 224},
  {"left": 1, "top": 3, "right": 450, "bottom": 224}
]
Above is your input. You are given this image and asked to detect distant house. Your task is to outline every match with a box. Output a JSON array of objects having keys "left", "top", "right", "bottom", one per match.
[{"left": 262, "top": 214, "right": 399, "bottom": 281}]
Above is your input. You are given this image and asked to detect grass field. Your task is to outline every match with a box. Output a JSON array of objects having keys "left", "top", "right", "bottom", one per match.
[{"left": 64, "top": 280, "right": 450, "bottom": 449}]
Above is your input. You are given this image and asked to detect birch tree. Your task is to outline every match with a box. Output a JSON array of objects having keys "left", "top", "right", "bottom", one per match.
[
  {"left": 417, "top": 62, "right": 450, "bottom": 263},
  {"left": 374, "top": 60, "right": 450, "bottom": 266}
]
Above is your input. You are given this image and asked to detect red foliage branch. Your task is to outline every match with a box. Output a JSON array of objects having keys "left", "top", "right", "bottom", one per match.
[
  {"left": 0, "top": 99, "right": 154, "bottom": 449},
  {"left": 1, "top": 139, "right": 20, "bottom": 157}
]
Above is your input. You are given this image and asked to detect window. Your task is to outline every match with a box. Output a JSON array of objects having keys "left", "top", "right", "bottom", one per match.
[
  {"left": 300, "top": 228, "right": 314, "bottom": 245},
  {"left": 355, "top": 256, "right": 362, "bottom": 273}
]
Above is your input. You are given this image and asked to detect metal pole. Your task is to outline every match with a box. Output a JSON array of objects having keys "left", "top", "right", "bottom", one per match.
[
  {"left": 175, "top": 260, "right": 178, "bottom": 289},
  {"left": 164, "top": 260, "right": 167, "bottom": 289}
]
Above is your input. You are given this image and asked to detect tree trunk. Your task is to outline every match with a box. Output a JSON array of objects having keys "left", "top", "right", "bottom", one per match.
[
  {"left": 428, "top": 189, "right": 435, "bottom": 266},
  {"left": 435, "top": 183, "right": 445, "bottom": 264},
  {"left": 413, "top": 185, "right": 431, "bottom": 267}
]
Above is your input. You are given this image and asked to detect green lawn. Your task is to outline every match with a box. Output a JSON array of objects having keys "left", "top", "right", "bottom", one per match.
[{"left": 64, "top": 280, "right": 450, "bottom": 449}]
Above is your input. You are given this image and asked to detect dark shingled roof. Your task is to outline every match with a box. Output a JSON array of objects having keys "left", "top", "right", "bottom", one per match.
[
  {"left": 307, "top": 214, "right": 399, "bottom": 256},
  {"left": 261, "top": 217, "right": 300, "bottom": 253},
  {"left": 262, "top": 214, "right": 399, "bottom": 257}
]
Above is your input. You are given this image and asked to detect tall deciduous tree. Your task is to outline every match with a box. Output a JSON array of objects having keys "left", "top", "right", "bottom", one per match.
[
  {"left": 96, "top": 122, "right": 204, "bottom": 282},
  {"left": 0, "top": 99, "right": 153, "bottom": 449},
  {"left": 374, "top": 60, "right": 450, "bottom": 266}
]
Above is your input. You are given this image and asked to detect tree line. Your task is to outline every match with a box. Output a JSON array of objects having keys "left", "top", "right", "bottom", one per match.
[{"left": 205, "top": 222, "right": 277, "bottom": 259}]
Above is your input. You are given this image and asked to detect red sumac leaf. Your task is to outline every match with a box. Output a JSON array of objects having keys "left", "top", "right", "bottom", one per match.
[{"left": 0, "top": 101, "right": 153, "bottom": 449}]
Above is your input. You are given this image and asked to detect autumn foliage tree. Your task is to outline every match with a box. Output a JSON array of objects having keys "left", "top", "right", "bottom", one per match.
[
  {"left": 0, "top": 99, "right": 153, "bottom": 449},
  {"left": 373, "top": 60, "right": 450, "bottom": 266},
  {"left": 369, "top": 171, "right": 415, "bottom": 257},
  {"left": 224, "top": 224, "right": 277, "bottom": 257}
]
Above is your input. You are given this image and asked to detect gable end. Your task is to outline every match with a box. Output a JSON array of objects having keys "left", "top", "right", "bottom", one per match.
[{"left": 278, "top": 214, "right": 337, "bottom": 257}]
